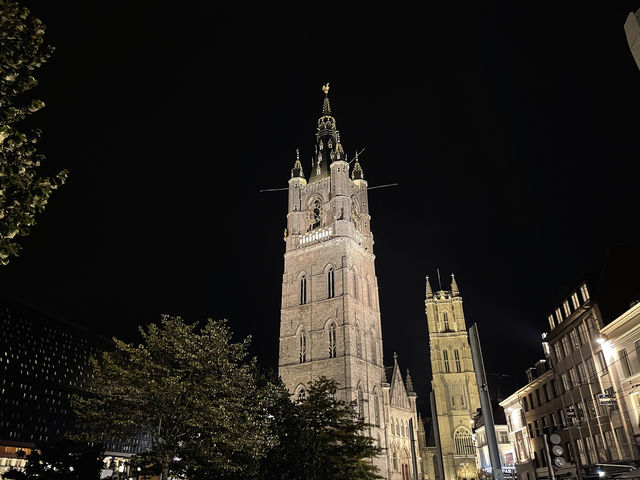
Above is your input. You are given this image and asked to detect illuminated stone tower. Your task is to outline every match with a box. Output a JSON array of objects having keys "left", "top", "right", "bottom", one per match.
[
  {"left": 426, "top": 274, "right": 480, "bottom": 480},
  {"left": 278, "top": 85, "right": 422, "bottom": 479}
]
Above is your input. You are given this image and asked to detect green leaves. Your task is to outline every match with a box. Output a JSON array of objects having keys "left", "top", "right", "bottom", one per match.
[
  {"left": 0, "top": 0, "right": 66, "bottom": 265},
  {"left": 73, "top": 315, "right": 272, "bottom": 479}
]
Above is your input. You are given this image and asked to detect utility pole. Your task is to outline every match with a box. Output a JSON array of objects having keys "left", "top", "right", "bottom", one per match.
[
  {"left": 431, "top": 390, "right": 446, "bottom": 480},
  {"left": 469, "top": 323, "right": 504, "bottom": 480}
]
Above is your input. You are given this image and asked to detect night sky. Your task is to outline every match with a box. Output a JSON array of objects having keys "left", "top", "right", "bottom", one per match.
[{"left": 2, "top": 1, "right": 640, "bottom": 414}]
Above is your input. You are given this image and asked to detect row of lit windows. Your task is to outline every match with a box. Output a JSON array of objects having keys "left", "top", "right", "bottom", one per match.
[{"left": 548, "top": 284, "right": 590, "bottom": 329}]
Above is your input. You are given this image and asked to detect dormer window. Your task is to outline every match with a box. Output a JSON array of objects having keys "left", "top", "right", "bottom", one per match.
[{"left": 571, "top": 293, "right": 580, "bottom": 309}]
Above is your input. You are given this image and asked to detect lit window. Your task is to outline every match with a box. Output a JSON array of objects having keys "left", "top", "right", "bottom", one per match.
[
  {"left": 580, "top": 284, "right": 590, "bottom": 302},
  {"left": 571, "top": 293, "right": 580, "bottom": 309}
]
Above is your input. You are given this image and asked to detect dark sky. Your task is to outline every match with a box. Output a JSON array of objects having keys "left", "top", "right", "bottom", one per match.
[{"left": 3, "top": 1, "right": 640, "bottom": 414}]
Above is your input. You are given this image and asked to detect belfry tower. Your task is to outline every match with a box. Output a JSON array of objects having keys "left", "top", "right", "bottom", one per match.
[
  {"left": 278, "top": 84, "right": 387, "bottom": 473},
  {"left": 426, "top": 274, "right": 480, "bottom": 480}
]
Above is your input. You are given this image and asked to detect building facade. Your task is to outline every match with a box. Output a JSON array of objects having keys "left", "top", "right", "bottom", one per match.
[
  {"left": 474, "top": 404, "right": 515, "bottom": 478},
  {"left": 500, "top": 392, "right": 534, "bottom": 480},
  {"left": 600, "top": 300, "right": 640, "bottom": 456},
  {"left": 545, "top": 281, "right": 636, "bottom": 473},
  {"left": 0, "top": 298, "right": 149, "bottom": 475},
  {"left": 277, "top": 85, "right": 421, "bottom": 480},
  {"left": 426, "top": 275, "right": 480, "bottom": 480},
  {"left": 501, "top": 360, "right": 577, "bottom": 480}
]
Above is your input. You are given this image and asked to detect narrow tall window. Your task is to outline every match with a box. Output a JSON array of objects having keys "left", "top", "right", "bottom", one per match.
[
  {"left": 443, "top": 311, "right": 449, "bottom": 331},
  {"left": 299, "top": 329, "right": 307, "bottom": 363},
  {"left": 358, "top": 386, "right": 365, "bottom": 419},
  {"left": 443, "top": 350, "right": 450, "bottom": 373},
  {"left": 621, "top": 348, "right": 632, "bottom": 377},
  {"left": 367, "top": 281, "right": 372, "bottom": 307},
  {"left": 328, "top": 323, "right": 337, "bottom": 358},
  {"left": 454, "top": 349, "right": 461, "bottom": 372},
  {"left": 327, "top": 268, "right": 335, "bottom": 298},
  {"left": 300, "top": 275, "right": 307, "bottom": 305},
  {"left": 555, "top": 308, "right": 563, "bottom": 324},
  {"left": 563, "top": 300, "right": 571, "bottom": 317},
  {"left": 548, "top": 314, "right": 556, "bottom": 329},
  {"left": 580, "top": 284, "right": 590, "bottom": 302},
  {"left": 571, "top": 292, "right": 580, "bottom": 309},
  {"left": 355, "top": 325, "right": 362, "bottom": 358}
]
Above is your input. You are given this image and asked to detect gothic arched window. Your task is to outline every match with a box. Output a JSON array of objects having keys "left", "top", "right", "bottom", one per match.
[
  {"left": 300, "top": 275, "right": 307, "bottom": 305},
  {"left": 443, "top": 349, "right": 450, "bottom": 373},
  {"left": 297, "top": 388, "right": 306, "bottom": 402},
  {"left": 357, "top": 385, "right": 365, "bottom": 420},
  {"left": 401, "top": 421, "right": 405, "bottom": 437},
  {"left": 396, "top": 418, "right": 400, "bottom": 436},
  {"left": 454, "top": 427, "right": 474, "bottom": 455},
  {"left": 311, "top": 199, "right": 322, "bottom": 229},
  {"left": 328, "top": 267, "right": 335, "bottom": 298},
  {"left": 367, "top": 279, "right": 372, "bottom": 307},
  {"left": 299, "top": 329, "right": 307, "bottom": 363},
  {"left": 392, "top": 448, "right": 398, "bottom": 471},
  {"left": 454, "top": 349, "right": 461, "bottom": 372},
  {"left": 443, "top": 311, "right": 449, "bottom": 331},
  {"left": 373, "top": 388, "right": 380, "bottom": 426},
  {"left": 355, "top": 324, "right": 362, "bottom": 359},
  {"left": 328, "top": 322, "right": 337, "bottom": 358}
]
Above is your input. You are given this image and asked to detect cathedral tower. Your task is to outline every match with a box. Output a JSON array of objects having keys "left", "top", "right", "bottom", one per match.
[
  {"left": 426, "top": 274, "right": 480, "bottom": 480},
  {"left": 278, "top": 84, "right": 386, "bottom": 475},
  {"left": 278, "top": 85, "right": 422, "bottom": 480}
]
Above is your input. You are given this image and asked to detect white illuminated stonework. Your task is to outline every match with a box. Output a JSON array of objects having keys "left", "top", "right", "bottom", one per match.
[
  {"left": 425, "top": 275, "right": 481, "bottom": 480},
  {"left": 278, "top": 87, "right": 422, "bottom": 480}
]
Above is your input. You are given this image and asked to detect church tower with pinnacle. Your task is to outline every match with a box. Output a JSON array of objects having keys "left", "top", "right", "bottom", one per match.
[
  {"left": 426, "top": 274, "right": 480, "bottom": 480},
  {"left": 278, "top": 85, "right": 421, "bottom": 480}
]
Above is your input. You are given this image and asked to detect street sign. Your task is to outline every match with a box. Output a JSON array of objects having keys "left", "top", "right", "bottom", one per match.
[{"left": 598, "top": 393, "right": 615, "bottom": 405}]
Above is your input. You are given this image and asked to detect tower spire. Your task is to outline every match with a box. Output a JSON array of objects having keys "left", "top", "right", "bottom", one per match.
[
  {"left": 451, "top": 273, "right": 459, "bottom": 296},
  {"left": 406, "top": 369, "right": 415, "bottom": 393},
  {"left": 322, "top": 82, "right": 331, "bottom": 115},
  {"left": 426, "top": 275, "right": 433, "bottom": 299},
  {"left": 291, "top": 147, "right": 303, "bottom": 178},
  {"left": 351, "top": 149, "right": 364, "bottom": 180}
]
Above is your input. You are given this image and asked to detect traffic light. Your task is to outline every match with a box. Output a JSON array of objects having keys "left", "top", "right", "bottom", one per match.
[{"left": 547, "top": 433, "right": 566, "bottom": 469}]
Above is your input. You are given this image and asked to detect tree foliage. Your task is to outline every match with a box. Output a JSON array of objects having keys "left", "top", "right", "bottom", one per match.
[
  {"left": 1, "top": 439, "right": 103, "bottom": 480},
  {"left": 0, "top": 0, "right": 67, "bottom": 265},
  {"left": 258, "top": 376, "right": 383, "bottom": 480},
  {"left": 72, "top": 315, "right": 272, "bottom": 480}
]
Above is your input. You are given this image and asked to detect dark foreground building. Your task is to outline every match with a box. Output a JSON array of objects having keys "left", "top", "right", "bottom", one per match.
[{"left": 0, "top": 297, "right": 148, "bottom": 474}]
